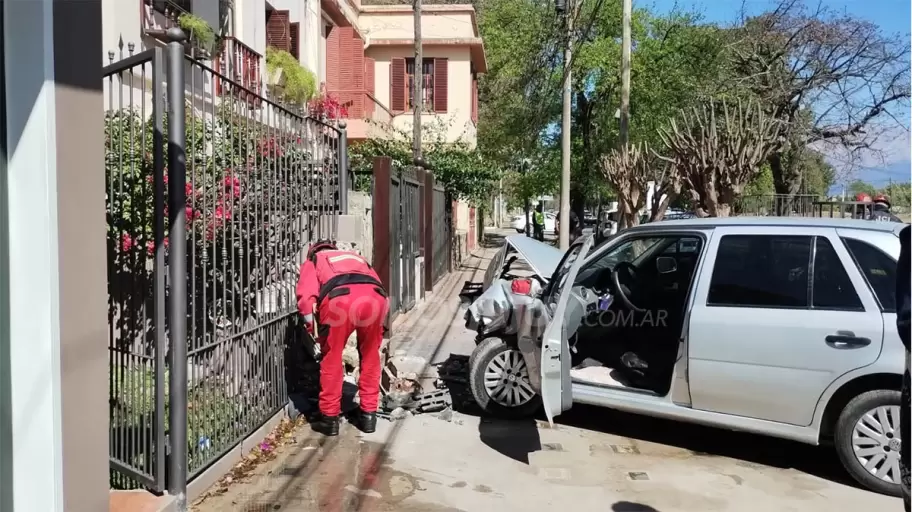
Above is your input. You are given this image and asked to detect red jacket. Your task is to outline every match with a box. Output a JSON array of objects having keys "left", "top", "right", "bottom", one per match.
[{"left": 296, "top": 250, "right": 381, "bottom": 325}]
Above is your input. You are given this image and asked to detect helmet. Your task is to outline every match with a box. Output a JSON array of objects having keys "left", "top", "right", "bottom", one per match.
[
  {"left": 307, "top": 239, "right": 337, "bottom": 262},
  {"left": 873, "top": 194, "right": 891, "bottom": 207},
  {"left": 855, "top": 193, "right": 872, "bottom": 203}
]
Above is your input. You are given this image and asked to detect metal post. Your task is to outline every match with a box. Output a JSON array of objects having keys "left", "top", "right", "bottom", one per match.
[
  {"left": 338, "top": 120, "right": 349, "bottom": 216},
  {"left": 619, "top": 0, "right": 631, "bottom": 147},
  {"left": 558, "top": 2, "right": 573, "bottom": 250},
  {"left": 151, "top": 46, "right": 168, "bottom": 492},
  {"left": 165, "top": 27, "right": 189, "bottom": 512},
  {"left": 413, "top": 0, "right": 423, "bottom": 166}
]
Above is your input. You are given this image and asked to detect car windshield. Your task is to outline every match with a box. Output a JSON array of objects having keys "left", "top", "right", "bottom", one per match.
[{"left": 575, "top": 237, "right": 667, "bottom": 283}]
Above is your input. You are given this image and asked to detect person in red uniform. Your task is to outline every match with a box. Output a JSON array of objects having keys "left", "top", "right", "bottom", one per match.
[{"left": 296, "top": 239, "right": 389, "bottom": 436}]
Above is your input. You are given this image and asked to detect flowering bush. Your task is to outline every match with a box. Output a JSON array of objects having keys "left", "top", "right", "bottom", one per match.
[
  {"left": 105, "top": 105, "right": 342, "bottom": 350},
  {"left": 308, "top": 93, "right": 349, "bottom": 120}
]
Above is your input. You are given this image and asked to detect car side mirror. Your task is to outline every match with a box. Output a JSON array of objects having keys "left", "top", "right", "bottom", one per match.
[{"left": 656, "top": 256, "right": 677, "bottom": 274}]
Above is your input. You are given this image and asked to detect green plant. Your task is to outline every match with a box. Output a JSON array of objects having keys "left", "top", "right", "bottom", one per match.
[
  {"left": 265, "top": 47, "right": 317, "bottom": 105},
  {"left": 178, "top": 13, "right": 216, "bottom": 53}
]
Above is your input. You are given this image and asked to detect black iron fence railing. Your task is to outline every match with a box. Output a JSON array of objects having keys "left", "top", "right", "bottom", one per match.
[{"left": 103, "top": 31, "right": 348, "bottom": 496}]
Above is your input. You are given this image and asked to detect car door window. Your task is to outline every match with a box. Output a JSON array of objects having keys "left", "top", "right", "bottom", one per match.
[
  {"left": 811, "top": 237, "right": 863, "bottom": 311},
  {"left": 842, "top": 237, "right": 898, "bottom": 312},
  {"left": 707, "top": 235, "right": 811, "bottom": 308}
]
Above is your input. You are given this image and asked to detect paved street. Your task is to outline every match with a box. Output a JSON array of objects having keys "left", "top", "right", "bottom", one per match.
[{"left": 192, "top": 229, "right": 902, "bottom": 512}]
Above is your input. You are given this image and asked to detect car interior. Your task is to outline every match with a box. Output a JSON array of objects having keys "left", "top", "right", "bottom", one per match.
[{"left": 562, "top": 235, "right": 705, "bottom": 396}]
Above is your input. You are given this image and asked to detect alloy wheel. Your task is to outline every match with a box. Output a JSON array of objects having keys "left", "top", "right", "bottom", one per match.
[
  {"left": 852, "top": 405, "right": 903, "bottom": 483},
  {"left": 483, "top": 349, "right": 536, "bottom": 408}
]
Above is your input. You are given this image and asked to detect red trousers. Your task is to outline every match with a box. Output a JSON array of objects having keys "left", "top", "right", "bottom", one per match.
[{"left": 317, "top": 283, "right": 388, "bottom": 417}]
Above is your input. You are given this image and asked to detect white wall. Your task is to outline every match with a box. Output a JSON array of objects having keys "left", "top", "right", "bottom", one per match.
[
  {"left": 102, "top": 0, "right": 142, "bottom": 59},
  {"left": 237, "top": 0, "right": 267, "bottom": 57},
  {"left": 4, "top": 0, "right": 64, "bottom": 510}
]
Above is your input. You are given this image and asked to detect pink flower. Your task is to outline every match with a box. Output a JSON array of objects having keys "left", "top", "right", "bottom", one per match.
[
  {"left": 146, "top": 240, "right": 155, "bottom": 256},
  {"left": 121, "top": 233, "right": 134, "bottom": 252}
]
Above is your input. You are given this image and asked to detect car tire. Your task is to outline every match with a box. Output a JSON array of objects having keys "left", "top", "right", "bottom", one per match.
[
  {"left": 834, "top": 389, "right": 903, "bottom": 496},
  {"left": 469, "top": 337, "right": 541, "bottom": 419}
]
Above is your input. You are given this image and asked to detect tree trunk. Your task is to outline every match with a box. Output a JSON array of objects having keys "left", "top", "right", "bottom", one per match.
[{"left": 768, "top": 151, "right": 801, "bottom": 216}]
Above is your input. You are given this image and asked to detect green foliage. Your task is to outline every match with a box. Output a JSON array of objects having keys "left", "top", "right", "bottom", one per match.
[
  {"left": 348, "top": 120, "right": 500, "bottom": 205},
  {"left": 265, "top": 47, "right": 318, "bottom": 105},
  {"left": 178, "top": 13, "right": 216, "bottom": 52}
]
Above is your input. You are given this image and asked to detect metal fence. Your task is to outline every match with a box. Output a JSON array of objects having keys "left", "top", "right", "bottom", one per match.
[
  {"left": 734, "top": 194, "right": 820, "bottom": 217},
  {"left": 399, "top": 166, "right": 421, "bottom": 311},
  {"left": 431, "top": 183, "right": 451, "bottom": 285},
  {"left": 104, "top": 33, "right": 346, "bottom": 496}
]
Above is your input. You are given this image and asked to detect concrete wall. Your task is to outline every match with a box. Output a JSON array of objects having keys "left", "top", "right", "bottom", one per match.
[{"left": 338, "top": 190, "right": 373, "bottom": 263}]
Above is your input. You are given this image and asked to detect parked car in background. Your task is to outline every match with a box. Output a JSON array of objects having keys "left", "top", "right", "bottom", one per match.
[
  {"left": 466, "top": 217, "right": 907, "bottom": 496},
  {"left": 511, "top": 212, "right": 556, "bottom": 234}
]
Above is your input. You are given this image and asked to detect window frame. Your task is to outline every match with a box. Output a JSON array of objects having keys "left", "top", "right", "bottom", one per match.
[
  {"left": 404, "top": 57, "right": 435, "bottom": 112},
  {"left": 840, "top": 236, "right": 898, "bottom": 313}
]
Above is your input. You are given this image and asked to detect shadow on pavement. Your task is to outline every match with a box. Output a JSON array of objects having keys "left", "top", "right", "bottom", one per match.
[
  {"left": 478, "top": 416, "right": 541, "bottom": 464},
  {"left": 612, "top": 501, "right": 660, "bottom": 512},
  {"left": 436, "top": 348, "right": 860, "bottom": 492}
]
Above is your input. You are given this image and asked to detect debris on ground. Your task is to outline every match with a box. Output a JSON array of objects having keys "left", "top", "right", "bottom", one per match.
[
  {"left": 376, "top": 352, "right": 473, "bottom": 420},
  {"left": 192, "top": 416, "right": 306, "bottom": 506}
]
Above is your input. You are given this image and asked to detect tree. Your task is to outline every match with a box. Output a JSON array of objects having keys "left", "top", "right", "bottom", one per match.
[
  {"left": 659, "top": 99, "right": 782, "bottom": 217},
  {"left": 730, "top": 0, "right": 910, "bottom": 201},
  {"left": 599, "top": 142, "right": 679, "bottom": 227}
]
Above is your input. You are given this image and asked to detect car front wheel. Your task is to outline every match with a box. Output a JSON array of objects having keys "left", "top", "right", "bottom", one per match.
[
  {"left": 834, "top": 389, "right": 903, "bottom": 496},
  {"left": 469, "top": 337, "right": 540, "bottom": 418}
]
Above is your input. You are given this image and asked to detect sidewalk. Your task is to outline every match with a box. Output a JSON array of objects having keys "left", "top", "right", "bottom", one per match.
[{"left": 385, "top": 232, "right": 503, "bottom": 365}]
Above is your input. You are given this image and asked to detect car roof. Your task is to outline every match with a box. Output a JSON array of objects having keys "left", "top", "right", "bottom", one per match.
[{"left": 629, "top": 216, "right": 907, "bottom": 235}]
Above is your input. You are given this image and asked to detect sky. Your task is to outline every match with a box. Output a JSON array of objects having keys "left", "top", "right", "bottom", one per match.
[{"left": 648, "top": 0, "right": 912, "bottom": 192}]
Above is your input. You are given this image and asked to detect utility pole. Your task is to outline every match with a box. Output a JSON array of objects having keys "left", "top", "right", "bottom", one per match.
[
  {"left": 413, "top": 0, "right": 423, "bottom": 166},
  {"left": 614, "top": 0, "right": 632, "bottom": 230},
  {"left": 620, "top": 0, "right": 631, "bottom": 149},
  {"left": 558, "top": 0, "right": 573, "bottom": 250}
]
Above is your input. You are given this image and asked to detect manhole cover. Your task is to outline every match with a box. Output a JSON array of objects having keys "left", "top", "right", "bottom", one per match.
[
  {"left": 611, "top": 444, "right": 640, "bottom": 454},
  {"left": 627, "top": 471, "right": 650, "bottom": 481}
]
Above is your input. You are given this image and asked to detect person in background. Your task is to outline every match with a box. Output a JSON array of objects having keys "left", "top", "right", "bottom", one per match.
[
  {"left": 532, "top": 204, "right": 545, "bottom": 241},
  {"left": 896, "top": 225, "right": 910, "bottom": 511},
  {"left": 854, "top": 193, "right": 873, "bottom": 219},
  {"left": 870, "top": 194, "right": 903, "bottom": 222},
  {"left": 296, "top": 240, "right": 389, "bottom": 437}
]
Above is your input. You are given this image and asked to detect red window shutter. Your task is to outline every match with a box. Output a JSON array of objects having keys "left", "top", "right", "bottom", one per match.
[
  {"left": 472, "top": 76, "right": 478, "bottom": 122},
  {"left": 351, "top": 33, "right": 365, "bottom": 91},
  {"left": 289, "top": 22, "right": 300, "bottom": 60},
  {"left": 433, "top": 58, "right": 448, "bottom": 113},
  {"left": 326, "top": 26, "right": 341, "bottom": 91},
  {"left": 390, "top": 57, "right": 406, "bottom": 112},
  {"left": 338, "top": 27, "right": 355, "bottom": 90},
  {"left": 365, "top": 57, "right": 376, "bottom": 96},
  {"left": 266, "top": 10, "right": 290, "bottom": 52}
]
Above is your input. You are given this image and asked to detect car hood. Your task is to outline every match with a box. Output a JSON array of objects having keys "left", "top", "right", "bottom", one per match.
[{"left": 503, "top": 235, "right": 563, "bottom": 280}]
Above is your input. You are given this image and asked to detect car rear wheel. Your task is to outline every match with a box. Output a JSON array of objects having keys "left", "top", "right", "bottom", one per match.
[
  {"left": 469, "top": 337, "right": 540, "bottom": 418},
  {"left": 834, "top": 389, "right": 903, "bottom": 496}
]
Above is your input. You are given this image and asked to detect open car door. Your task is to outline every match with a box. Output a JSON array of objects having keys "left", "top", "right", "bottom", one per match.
[{"left": 539, "top": 235, "right": 594, "bottom": 425}]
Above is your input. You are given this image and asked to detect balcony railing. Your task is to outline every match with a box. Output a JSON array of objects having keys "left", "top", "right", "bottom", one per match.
[
  {"left": 215, "top": 37, "right": 264, "bottom": 102},
  {"left": 141, "top": 0, "right": 184, "bottom": 33},
  {"left": 325, "top": 89, "right": 393, "bottom": 124}
]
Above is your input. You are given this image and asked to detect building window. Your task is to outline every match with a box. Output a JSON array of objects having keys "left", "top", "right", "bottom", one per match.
[
  {"left": 151, "top": 0, "right": 192, "bottom": 16},
  {"left": 406, "top": 58, "right": 435, "bottom": 111}
]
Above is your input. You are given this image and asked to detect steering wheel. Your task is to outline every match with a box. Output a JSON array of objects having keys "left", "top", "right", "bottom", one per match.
[{"left": 611, "top": 261, "right": 646, "bottom": 313}]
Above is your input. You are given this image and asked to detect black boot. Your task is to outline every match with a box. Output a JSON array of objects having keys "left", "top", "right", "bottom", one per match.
[
  {"left": 311, "top": 413, "right": 340, "bottom": 437},
  {"left": 353, "top": 410, "right": 377, "bottom": 434}
]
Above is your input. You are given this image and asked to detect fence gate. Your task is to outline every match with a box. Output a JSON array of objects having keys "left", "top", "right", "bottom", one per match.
[
  {"left": 388, "top": 172, "right": 402, "bottom": 319},
  {"left": 399, "top": 167, "right": 421, "bottom": 311},
  {"left": 431, "top": 184, "right": 451, "bottom": 285}
]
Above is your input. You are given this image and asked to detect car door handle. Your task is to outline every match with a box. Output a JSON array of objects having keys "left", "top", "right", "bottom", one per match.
[{"left": 825, "top": 333, "right": 872, "bottom": 349}]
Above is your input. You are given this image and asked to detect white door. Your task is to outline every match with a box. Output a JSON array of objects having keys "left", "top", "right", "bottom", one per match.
[
  {"left": 538, "top": 235, "right": 593, "bottom": 425},
  {"left": 688, "top": 227, "right": 884, "bottom": 426}
]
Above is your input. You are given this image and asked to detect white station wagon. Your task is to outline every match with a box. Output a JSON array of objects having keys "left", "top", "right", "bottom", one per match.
[{"left": 465, "top": 217, "right": 906, "bottom": 496}]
